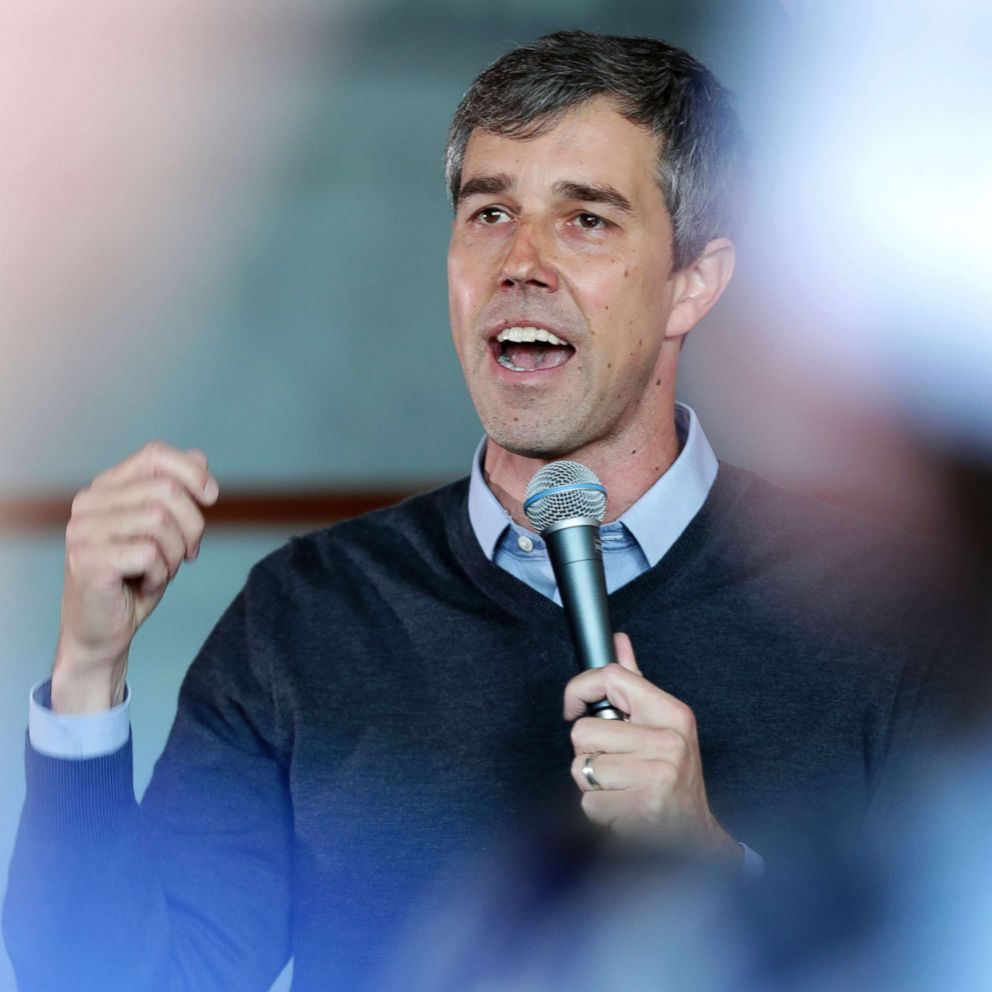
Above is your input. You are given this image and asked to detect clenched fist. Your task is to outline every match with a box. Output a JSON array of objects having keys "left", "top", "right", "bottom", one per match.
[{"left": 52, "top": 443, "right": 219, "bottom": 714}]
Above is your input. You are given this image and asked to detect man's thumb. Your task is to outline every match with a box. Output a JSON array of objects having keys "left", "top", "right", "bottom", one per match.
[{"left": 613, "top": 631, "right": 641, "bottom": 674}]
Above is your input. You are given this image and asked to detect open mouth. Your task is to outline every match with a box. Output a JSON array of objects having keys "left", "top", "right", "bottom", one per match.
[{"left": 492, "top": 326, "right": 575, "bottom": 372}]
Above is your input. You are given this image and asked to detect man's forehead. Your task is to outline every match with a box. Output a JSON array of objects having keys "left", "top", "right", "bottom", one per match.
[{"left": 458, "top": 105, "right": 662, "bottom": 202}]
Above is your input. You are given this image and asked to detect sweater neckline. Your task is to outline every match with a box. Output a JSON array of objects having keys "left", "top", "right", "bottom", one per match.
[{"left": 444, "top": 463, "right": 751, "bottom": 629}]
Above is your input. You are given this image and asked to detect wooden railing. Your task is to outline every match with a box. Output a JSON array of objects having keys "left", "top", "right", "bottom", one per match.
[{"left": 0, "top": 487, "right": 437, "bottom": 531}]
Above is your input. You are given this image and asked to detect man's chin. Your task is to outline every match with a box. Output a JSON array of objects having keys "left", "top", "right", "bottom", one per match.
[{"left": 484, "top": 420, "right": 584, "bottom": 462}]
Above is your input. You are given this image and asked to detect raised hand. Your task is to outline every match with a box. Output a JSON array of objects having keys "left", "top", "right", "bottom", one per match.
[{"left": 52, "top": 443, "right": 219, "bottom": 713}]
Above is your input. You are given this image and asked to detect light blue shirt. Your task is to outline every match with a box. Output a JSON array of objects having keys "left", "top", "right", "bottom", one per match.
[{"left": 468, "top": 401, "right": 718, "bottom": 602}]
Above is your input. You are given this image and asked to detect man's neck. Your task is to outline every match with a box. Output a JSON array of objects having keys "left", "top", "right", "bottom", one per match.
[{"left": 483, "top": 405, "right": 681, "bottom": 527}]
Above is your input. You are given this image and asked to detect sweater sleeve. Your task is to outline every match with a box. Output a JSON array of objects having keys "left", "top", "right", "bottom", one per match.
[{"left": 3, "top": 573, "right": 294, "bottom": 992}]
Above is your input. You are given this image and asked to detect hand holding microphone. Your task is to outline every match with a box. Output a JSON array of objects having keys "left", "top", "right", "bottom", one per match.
[{"left": 525, "top": 461, "right": 739, "bottom": 858}]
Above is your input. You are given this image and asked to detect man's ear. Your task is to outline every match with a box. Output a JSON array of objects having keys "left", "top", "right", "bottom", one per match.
[{"left": 664, "top": 238, "right": 736, "bottom": 340}]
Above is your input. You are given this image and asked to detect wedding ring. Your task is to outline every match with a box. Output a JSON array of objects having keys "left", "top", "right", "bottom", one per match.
[{"left": 581, "top": 752, "right": 604, "bottom": 790}]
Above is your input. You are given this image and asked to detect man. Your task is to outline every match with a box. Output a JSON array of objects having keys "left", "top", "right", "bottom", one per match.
[{"left": 4, "top": 31, "right": 957, "bottom": 992}]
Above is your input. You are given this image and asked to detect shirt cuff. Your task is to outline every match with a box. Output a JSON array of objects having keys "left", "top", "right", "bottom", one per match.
[
  {"left": 28, "top": 679, "right": 131, "bottom": 759},
  {"left": 740, "top": 842, "right": 764, "bottom": 877}
]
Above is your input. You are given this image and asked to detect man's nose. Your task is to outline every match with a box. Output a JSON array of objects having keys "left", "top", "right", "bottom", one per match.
[{"left": 499, "top": 222, "right": 559, "bottom": 292}]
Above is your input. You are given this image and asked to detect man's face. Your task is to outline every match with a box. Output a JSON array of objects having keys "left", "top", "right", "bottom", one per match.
[{"left": 448, "top": 97, "right": 680, "bottom": 460}]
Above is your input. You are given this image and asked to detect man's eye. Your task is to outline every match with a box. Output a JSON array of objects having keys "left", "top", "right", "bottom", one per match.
[
  {"left": 574, "top": 213, "right": 606, "bottom": 230},
  {"left": 475, "top": 207, "right": 510, "bottom": 224}
]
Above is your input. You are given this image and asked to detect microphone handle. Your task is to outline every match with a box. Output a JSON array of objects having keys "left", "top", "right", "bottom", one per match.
[{"left": 545, "top": 519, "right": 626, "bottom": 721}]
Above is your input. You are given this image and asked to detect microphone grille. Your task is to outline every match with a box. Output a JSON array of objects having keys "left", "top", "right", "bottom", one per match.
[{"left": 523, "top": 461, "right": 607, "bottom": 532}]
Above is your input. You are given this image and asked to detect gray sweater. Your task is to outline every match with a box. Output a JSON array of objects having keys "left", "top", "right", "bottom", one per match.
[{"left": 3, "top": 464, "right": 961, "bottom": 991}]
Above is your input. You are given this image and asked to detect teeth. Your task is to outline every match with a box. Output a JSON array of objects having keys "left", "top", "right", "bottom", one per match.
[{"left": 496, "top": 326, "right": 567, "bottom": 346}]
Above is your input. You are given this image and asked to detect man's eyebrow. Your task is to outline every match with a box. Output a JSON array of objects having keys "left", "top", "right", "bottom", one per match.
[
  {"left": 553, "top": 180, "right": 633, "bottom": 215},
  {"left": 456, "top": 173, "right": 514, "bottom": 204}
]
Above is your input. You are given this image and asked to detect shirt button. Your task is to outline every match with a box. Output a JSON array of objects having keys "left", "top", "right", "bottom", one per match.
[{"left": 516, "top": 535, "right": 534, "bottom": 553}]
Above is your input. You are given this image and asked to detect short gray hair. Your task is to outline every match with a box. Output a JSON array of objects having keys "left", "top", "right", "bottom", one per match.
[{"left": 445, "top": 31, "right": 747, "bottom": 271}]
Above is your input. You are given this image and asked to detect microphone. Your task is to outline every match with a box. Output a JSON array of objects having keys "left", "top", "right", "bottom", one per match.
[{"left": 524, "top": 461, "right": 625, "bottom": 721}]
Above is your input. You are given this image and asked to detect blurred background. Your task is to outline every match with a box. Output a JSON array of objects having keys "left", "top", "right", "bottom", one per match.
[{"left": 1, "top": 1, "right": 989, "bottom": 989}]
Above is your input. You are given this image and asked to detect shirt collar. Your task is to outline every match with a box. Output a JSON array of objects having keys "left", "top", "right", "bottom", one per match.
[
  {"left": 467, "top": 436, "right": 517, "bottom": 560},
  {"left": 467, "top": 401, "right": 718, "bottom": 567}
]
